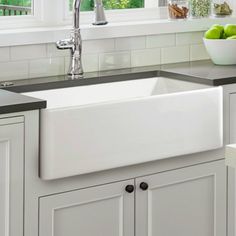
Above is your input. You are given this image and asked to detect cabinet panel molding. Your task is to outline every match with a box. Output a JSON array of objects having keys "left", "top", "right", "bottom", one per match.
[
  {"left": 0, "top": 116, "right": 24, "bottom": 126},
  {"left": 0, "top": 140, "right": 10, "bottom": 236},
  {"left": 39, "top": 180, "right": 135, "bottom": 236},
  {"left": 0, "top": 123, "right": 24, "bottom": 236}
]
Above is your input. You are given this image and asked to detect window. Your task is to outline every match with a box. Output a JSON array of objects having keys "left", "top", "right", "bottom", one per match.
[
  {"left": 69, "top": 0, "right": 145, "bottom": 11},
  {"left": 0, "top": 0, "right": 33, "bottom": 16},
  {"left": 0, "top": 0, "right": 234, "bottom": 32},
  {"left": 0, "top": 0, "right": 176, "bottom": 29},
  {"left": 65, "top": 0, "right": 170, "bottom": 25},
  {"left": 68, "top": 0, "right": 168, "bottom": 12}
]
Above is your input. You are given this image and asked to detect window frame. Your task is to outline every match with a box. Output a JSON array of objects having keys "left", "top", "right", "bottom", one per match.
[
  {"left": 0, "top": 0, "right": 44, "bottom": 29},
  {"left": 0, "top": 0, "right": 70, "bottom": 29}
]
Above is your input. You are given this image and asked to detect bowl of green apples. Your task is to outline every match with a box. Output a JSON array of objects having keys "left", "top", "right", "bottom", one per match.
[{"left": 203, "top": 24, "right": 236, "bottom": 65}]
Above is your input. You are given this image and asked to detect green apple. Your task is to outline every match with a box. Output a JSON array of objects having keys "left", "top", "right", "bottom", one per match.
[
  {"left": 204, "top": 28, "right": 221, "bottom": 39},
  {"left": 221, "top": 32, "right": 227, "bottom": 39},
  {"left": 226, "top": 35, "right": 236, "bottom": 39},
  {"left": 212, "top": 24, "right": 224, "bottom": 34},
  {"left": 224, "top": 24, "right": 236, "bottom": 37}
]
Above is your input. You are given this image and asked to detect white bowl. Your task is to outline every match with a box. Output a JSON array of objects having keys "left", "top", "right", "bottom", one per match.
[{"left": 203, "top": 38, "right": 236, "bottom": 65}]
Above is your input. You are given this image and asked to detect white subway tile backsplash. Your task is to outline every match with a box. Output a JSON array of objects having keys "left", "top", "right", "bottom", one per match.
[
  {"left": 115, "top": 36, "right": 146, "bottom": 50},
  {"left": 176, "top": 32, "right": 204, "bottom": 46},
  {"left": 190, "top": 44, "right": 210, "bottom": 61},
  {"left": 83, "top": 54, "right": 99, "bottom": 72},
  {"left": 99, "top": 51, "right": 131, "bottom": 71},
  {"left": 64, "top": 57, "right": 69, "bottom": 75},
  {"left": 0, "top": 47, "right": 10, "bottom": 62},
  {"left": 0, "top": 32, "right": 212, "bottom": 81},
  {"left": 83, "top": 39, "right": 115, "bottom": 54},
  {"left": 10, "top": 44, "right": 47, "bottom": 61},
  {"left": 29, "top": 57, "right": 64, "bottom": 78},
  {"left": 0, "top": 61, "right": 28, "bottom": 81},
  {"left": 131, "top": 48, "right": 161, "bottom": 67},
  {"left": 146, "top": 34, "right": 175, "bottom": 48},
  {"left": 161, "top": 46, "right": 190, "bottom": 64},
  {"left": 47, "top": 43, "right": 70, "bottom": 58}
]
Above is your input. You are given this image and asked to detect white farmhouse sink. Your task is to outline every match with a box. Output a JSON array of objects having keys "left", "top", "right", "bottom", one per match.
[{"left": 24, "top": 77, "right": 223, "bottom": 180}]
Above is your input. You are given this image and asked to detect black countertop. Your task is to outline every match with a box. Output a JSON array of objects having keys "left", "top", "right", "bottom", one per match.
[
  {"left": 161, "top": 60, "right": 236, "bottom": 86},
  {"left": 0, "top": 59, "right": 236, "bottom": 115},
  {"left": 0, "top": 89, "right": 46, "bottom": 115}
]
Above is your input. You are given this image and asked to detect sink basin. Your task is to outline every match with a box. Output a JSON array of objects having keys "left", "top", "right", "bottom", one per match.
[{"left": 24, "top": 77, "right": 223, "bottom": 180}]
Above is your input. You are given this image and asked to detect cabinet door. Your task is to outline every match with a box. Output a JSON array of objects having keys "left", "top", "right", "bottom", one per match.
[
  {"left": 0, "top": 122, "right": 24, "bottom": 236},
  {"left": 136, "top": 160, "right": 226, "bottom": 236},
  {"left": 39, "top": 179, "right": 134, "bottom": 236}
]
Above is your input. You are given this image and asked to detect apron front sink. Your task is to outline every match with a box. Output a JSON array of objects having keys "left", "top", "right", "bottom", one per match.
[{"left": 24, "top": 77, "right": 223, "bottom": 180}]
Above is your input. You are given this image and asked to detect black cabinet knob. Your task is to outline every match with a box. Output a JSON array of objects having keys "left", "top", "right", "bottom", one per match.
[
  {"left": 140, "top": 182, "right": 149, "bottom": 191},
  {"left": 125, "top": 185, "right": 134, "bottom": 193}
]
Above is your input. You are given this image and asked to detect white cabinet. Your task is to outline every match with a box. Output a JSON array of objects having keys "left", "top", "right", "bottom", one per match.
[
  {"left": 227, "top": 92, "right": 236, "bottom": 236},
  {"left": 39, "top": 180, "right": 135, "bottom": 236},
  {"left": 136, "top": 160, "right": 226, "bottom": 236},
  {"left": 230, "top": 93, "right": 236, "bottom": 143},
  {"left": 0, "top": 119, "right": 24, "bottom": 236},
  {"left": 39, "top": 160, "right": 226, "bottom": 236}
]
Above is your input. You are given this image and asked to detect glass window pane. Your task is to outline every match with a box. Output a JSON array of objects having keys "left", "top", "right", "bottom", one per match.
[
  {"left": 0, "top": 0, "right": 32, "bottom": 16},
  {"left": 69, "top": 0, "right": 144, "bottom": 11}
]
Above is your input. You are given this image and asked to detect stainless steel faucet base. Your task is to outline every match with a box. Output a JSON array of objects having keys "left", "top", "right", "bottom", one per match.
[
  {"left": 56, "top": 28, "right": 84, "bottom": 79},
  {"left": 68, "top": 74, "right": 84, "bottom": 80}
]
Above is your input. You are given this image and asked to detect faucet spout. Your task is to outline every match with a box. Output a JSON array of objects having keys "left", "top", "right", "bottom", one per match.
[{"left": 74, "top": 0, "right": 81, "bottom": 29}]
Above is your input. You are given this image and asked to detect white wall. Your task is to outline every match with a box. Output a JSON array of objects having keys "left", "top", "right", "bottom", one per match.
[{"left": 0, "top": 31, "right": 209, "bottom": 82}]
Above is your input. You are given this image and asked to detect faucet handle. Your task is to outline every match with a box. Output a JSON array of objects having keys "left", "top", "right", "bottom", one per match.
[{"left": 56, "top": 39, "right": 73, "bottom": 50}]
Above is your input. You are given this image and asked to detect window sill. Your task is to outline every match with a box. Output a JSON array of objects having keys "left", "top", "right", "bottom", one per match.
[{"left": 1, "top": 16, "right": 236, "bottom": 46}]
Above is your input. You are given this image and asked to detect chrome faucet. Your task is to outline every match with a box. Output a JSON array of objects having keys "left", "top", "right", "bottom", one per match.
[{"left": 56, "top": 0, "right": 107, "bottom": 79}]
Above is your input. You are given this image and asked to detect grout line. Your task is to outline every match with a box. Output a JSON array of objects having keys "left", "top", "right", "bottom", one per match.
[
  {"left": 190, "top": 44, "right": 192, "bottom": 61},
  {"left": 27, "top": 60, "right": 30, "bottom": 79},
  {"left": 129, "top": 50, "right": 132, "bottom": 68},
  {"left": 114, "top": 38, "right": 117, "bottom": 51},
  {"left": 98, "top": 52, "right": 101, "bottom": 71},
  {"left": 9, "top": 46, "right": 12, "bottom": 61},
  {"left": 160, "top": 47, "right": 162, "bottom": 65},
  {"left": 145, "top": 35, "right": 147, "bottom": 48}
]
